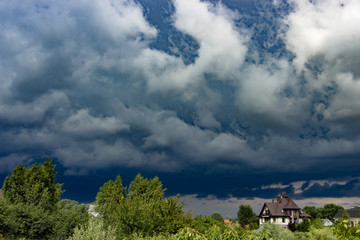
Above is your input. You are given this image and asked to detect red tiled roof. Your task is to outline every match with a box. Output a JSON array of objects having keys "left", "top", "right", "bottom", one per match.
[{"left": 224, "top": 218, "right": 233, "bottom": 225}]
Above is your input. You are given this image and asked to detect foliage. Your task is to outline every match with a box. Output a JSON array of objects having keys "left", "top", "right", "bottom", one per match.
[
  {"left": 95, "top": 174, "right": 192, "bottom": 238},
  {"left": 303, "top": 204, "right": 344, "bottom": 221},
  {"left": 310, "top": 217, "right": 324, "bottom": 229},
  {"left": 192, "top": 215, "right": 223, "bottom": 234},
  {"left": 0, "top": 159, "right": 89, "bottom": 240},
  {"left": 254, "top": 222, "right": 293, "bottom": 240},
  {"left": 221, "top": 225, "right": 243, "bottom": 240},
  {"left": 95, "top": 175, "right": 125, "bottom": 226},
  {"left": 53, "top": 199, "right": 90, "bottom": 239},
  {"left": 0, "top": 158, "right": 66, "bottom": 239},
  {"left": 175, "top": 227, "right": 205, "bottom": 240},
  {"left": 321, "top": 204, "right": 344, "bottom": 221},
  {"left": 211, "top": 212, "right": 224, "bottom": 222},
  {"left": 237, "top": 205, "right": 258, "bottom": 227},
  {"left": 332, "top": 220, "right": 360, "bottom": 240},
  {"left": 309, "top": 226, "right": 337, "bottom": 240},
  {"left": 0, "top": 199, "right": 55, "bottom": 239},
  {"left": 204, "top": 225, "right": 222, "bottom": 240},
  {"left": 67, "top": 217, "right": 116, "bottom": 240},
  {"left": 297, "top": 218, "right": 311, "bottom": 232},
  {"left": 303, "top": 206, "right": 321, "bottom": 219},
  {"left": 2, "top": 157, "right": 63, "bottom": 212},
  {"left": 339, "top": 210, "right": 350, "bottom": 220}
]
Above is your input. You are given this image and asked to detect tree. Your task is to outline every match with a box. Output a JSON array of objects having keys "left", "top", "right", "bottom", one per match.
[
  {"left": 54, "top": 199, "right": 90, "bottom": 239},
  {"left": 95, "top": 174, "right": 192, "bottom": 238},
  {"left": 211, "top": 212, "right": 224, "bottom": 222},
  {"left": 303, "top": 206, "right": 321, "bottom": 219},
  {"left": 321, "top": 204, "right": 344, "bottom": 221},
  {"left": 95, "top": 175, "right": 125, "bottom": 225},
  {"left": 310, "top": 217, "right": 324, "bottom": 229},
  {"left": 2, "top": 158, "right": 63, "bottom": 212},
  {"left": 297, "top": 218, "right": 310, "bottom": 232},
  {"left": 237, "top": 205, "right": 258, "bottom": 227},
  {"left": 0, "top": 200, "right": 56, "bottom": 239},
  {"left": 0, "top": 158, "right": 65, "bottom": 239}
]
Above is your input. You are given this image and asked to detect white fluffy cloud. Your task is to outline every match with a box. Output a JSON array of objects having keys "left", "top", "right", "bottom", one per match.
[
  {"left": 137, "top": 0, "right": 248, "bottom": 92},
  {"left": 62, "top": 109, "right": 129, "bottom": 138},
  {"left": 284, "top": 0, "right": 360, "bottom": 74}
]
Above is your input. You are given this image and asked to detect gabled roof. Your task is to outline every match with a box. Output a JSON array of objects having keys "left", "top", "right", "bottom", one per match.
[
  {"left": 259, "top": 192, "right": 311, "bottom": 218},
  {"left": 335, "top": 207, "right": 360, "bottom": 219}
]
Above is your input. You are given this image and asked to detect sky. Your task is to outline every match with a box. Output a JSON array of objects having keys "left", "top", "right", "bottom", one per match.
[{"left": 1, "top": 0, "right": 360, "bottom": 218}]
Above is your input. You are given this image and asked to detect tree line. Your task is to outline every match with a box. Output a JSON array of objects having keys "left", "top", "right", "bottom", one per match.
[{"left": 1, "top": 158, "right": 360, "bottom": 239}]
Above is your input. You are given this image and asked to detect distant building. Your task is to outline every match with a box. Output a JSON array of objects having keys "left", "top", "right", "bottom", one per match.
[
  {"left": 258, "top": 192, "right": 311, "bottom": 228},
  {"left": 322, "top": 218, "right": 333, "bottom": 227},
  {"left": 334, "top": 206, "right": 360, "bottom": 226},
  {"left": 88, "top": 204, "right": 99, "bottom": 217},
  {"left": 223, "top": 218, "right": 233, "bottom": 225}
]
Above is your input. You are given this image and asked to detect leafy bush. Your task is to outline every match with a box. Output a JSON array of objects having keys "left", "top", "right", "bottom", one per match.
[
  {"left": 332, "top": 220, "right": 360, "bottom": 240},
  {"left": 309, "top": 226, "right": 337, "bottom": 240},
  {"left": 297, "top": 218, "right": 311, "bottom": 232},
  {"left": 175, "top": 227, "right": 205, "bottom": 240},
  {"left": 67, "top": 217, "right": 116, "bottom": 240},
  {"left": 254, "top": 223, "right": 293, "bottom": 240}
]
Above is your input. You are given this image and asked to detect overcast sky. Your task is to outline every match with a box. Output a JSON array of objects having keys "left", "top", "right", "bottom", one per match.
[{"left": 1, "top": 0, "right": 360, "bottom": 218}]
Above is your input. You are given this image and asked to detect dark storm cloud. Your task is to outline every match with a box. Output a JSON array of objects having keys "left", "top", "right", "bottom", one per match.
[{"left": 1, "top": 0, "right": 360, "bottom": 207}]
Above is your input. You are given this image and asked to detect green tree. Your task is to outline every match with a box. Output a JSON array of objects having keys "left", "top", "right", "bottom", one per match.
[
  {"left": 237, "top": 205, "right": 258, "bottom": 227},
  {"left": 0, "top": 198, "right": 55, "bottom": 239},
  {"left": 320, "top": 204, "right": 344, "bottom": 221},
  {"left": 95, "top": 174, "right": 192, "bottom": 238},
  {"left": 211, "top": 212, "right": 224, "bottom": 222},
  {"left": 0, "top": 158, "right": 66, "bottom": 239},
  {"left": 54, "top": 199, "right": 90, "bottom": 239},
  {"left": 192, "top": 215, "right": 223, "bottom": 234},
  {"left": 339, "top": 210, "right": 350, "bottom": 221},
  {"left": 302, "top": 206, "right": 321, "bottom": 219},
  {"left": 95, "top": 175, "right": 125, "bottom": 226},
  {"left": 297, "top": 218, "right": 310, "bottom": 232},
  {"left": 2, "top": 158, "right": 63, "bottom": 212},
  {"left": 310, "top": 217, "right": 324, "bottom": 229}
]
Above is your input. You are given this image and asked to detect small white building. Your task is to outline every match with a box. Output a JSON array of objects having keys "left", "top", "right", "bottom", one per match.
[
  {"left": 322, "top": 218, "right": 333, "bottom": 227},
  {"left": 258, "top": 192, "right": 311, "bottom": 228},
  {"left": 88, "top": 204, "right": 99, "bottom": 217}
]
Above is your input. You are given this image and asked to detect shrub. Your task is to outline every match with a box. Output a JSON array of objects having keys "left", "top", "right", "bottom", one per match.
[{"left": 67, "top": 217, "right": 116, "bottom": 240}]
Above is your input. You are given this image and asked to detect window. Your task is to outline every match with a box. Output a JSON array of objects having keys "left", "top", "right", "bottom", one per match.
[{"left": 282, "top": 217, "right": 285, "bottom": 223}]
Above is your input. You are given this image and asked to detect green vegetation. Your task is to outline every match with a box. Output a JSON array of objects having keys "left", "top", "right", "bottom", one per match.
[
  {"left": 0, "top": 158, "right": 89, "bottom": 239},
  {"left": 303, "top": 204, "right": 345, "bottom": 221},
  {"left": 237, "top": 204, "right": 258, "bottom": 228},
  {"left": 210, "top": 212, "right": 223, "bottom": 222},
  {"left": 1, "top": 159, "right": 360, "bottom": 240},
  {"left": 95, "top": 174, "right": 193, "bottom": 238}
]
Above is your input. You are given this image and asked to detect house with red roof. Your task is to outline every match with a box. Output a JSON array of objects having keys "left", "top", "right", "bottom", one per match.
[{"left": 258, "top": 192, "right": 311, "bottom": 228}]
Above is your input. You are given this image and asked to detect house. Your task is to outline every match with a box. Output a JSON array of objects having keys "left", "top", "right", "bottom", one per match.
[
  {"left": 223, "top": 218, "right": 233, "bottom": 225},
  {"left": 87, "top": 204, "right": 99, "bottom": 217},
  {"left": 322, "top": 218, "right": 333, "bottom": 227},
  {"left": 334, "top": 206, "right": 360, "bottom": 226},
  {"left": 258, "top": 192, "right": 311, "bottom": 228}
]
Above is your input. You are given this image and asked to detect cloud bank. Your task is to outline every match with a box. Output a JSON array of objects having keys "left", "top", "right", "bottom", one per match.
[{"left": 0, "top": 0, "right": 360, "bottom": 201}]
